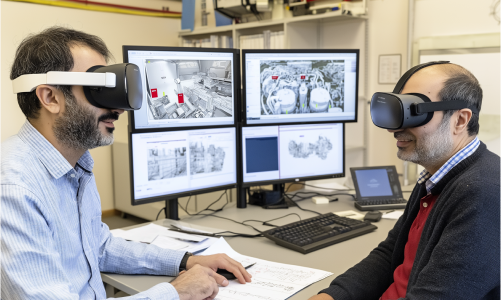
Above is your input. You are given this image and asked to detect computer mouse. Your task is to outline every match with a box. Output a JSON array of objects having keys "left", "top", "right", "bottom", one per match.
[
  {"left": 216, "top": 269, "right": 236, "bottom": 280},
  {"left": 364, "top": 211, "right": 382, "bottom": 222}
]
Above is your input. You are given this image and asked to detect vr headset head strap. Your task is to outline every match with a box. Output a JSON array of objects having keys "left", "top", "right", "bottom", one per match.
[
  {"left": 392, "top": 61, "right": 450, "bottom": 93},
  {"left": 413, "top": 100, "right": 480, "bottom": 115}
]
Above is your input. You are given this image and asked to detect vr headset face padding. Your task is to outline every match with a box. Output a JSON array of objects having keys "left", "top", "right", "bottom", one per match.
[{"left": 83, "top": 63, "right": 143, "bottom": 110}]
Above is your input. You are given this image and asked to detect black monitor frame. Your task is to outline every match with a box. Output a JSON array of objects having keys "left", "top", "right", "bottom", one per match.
[
  {"left": 242, "top": 49, "right": 359, "bottom": 127},
  {"left": 238, "top": 123, "right": 345, "bottom": 188},
  {"left": 128, "top": 126, "right": 241, "bottom": 207},
  {"left": 123, "top": 45, "right": 241, "bottom": 133}
]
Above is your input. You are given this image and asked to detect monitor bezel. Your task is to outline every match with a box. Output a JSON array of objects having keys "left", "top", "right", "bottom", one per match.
[
  {"left": 242, "top": 49, "right": 359, "bottom": 126},
  {"left": 123, "top": 45, "right": 241, "bottom": 133},
  {"left": 128, "top": 126, "right": 240, "bottom": 206},
  {"left": 239, "top": 123, "right": 346, "bottom": 188}
]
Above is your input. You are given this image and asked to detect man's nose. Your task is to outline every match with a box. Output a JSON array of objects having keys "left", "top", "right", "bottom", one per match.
[{"left": 387, "top": 128, "right": 403, "bottom": 133}]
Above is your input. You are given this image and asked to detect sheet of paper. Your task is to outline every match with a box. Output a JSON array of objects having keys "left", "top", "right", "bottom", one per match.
[
  {"left": 382, "top": 210, "right": 404, "bottom": 220},
  {"left": 202, "top": 238, "right": 333, "bottom": 300},
  {"left": 151, "top": 235, "right": 191, "bottom": 250},
  {"left": 112, "top": 223, "right": 208, "bottom": 243}
]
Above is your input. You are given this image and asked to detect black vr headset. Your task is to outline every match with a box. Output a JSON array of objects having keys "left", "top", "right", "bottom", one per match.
[
  {"left": 370, "top": 61, "right": 479, "bottom": 130},
  {"left": 12, "top": 63, "right": 143, "bottom": 110}
]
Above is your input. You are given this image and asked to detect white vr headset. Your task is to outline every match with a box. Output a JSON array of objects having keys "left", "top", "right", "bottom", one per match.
[{"left": 11, "top": 63, "right": 143, "bottom": 110}]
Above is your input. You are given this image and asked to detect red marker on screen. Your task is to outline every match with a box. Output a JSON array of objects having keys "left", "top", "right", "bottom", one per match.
[
  {"left": 151, "top": 89, "right": 158, "bottom": 98},
  {"left": 178, "top": 93, "right": 184, "bottom": 104}
]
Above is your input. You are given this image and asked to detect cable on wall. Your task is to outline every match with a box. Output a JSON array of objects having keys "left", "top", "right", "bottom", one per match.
[{"left": 4, "top": 0, "right": 182, "bottom": 18}]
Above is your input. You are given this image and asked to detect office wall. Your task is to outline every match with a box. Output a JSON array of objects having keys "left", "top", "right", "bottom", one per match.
[
  {"left": 1, "top": 1, "right": 181, "bottom": 211},
  {"left": 414, "top": 0, "right": 500, "bottom": 39},
  {"left": 365, "top": 0, "right": 409, "bottom": 172}
]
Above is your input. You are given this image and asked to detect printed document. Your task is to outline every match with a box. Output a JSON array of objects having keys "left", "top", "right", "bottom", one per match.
[{"left": 201, "top": 238, "right": 333, "bottom": 300}]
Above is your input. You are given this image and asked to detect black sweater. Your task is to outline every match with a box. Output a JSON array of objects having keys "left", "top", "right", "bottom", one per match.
[{"left": 320, "top": 142, "right": 500, "bottom": 300}]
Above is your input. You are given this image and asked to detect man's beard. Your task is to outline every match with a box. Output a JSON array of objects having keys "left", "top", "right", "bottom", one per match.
[
  {"left": 395, "top": 115, "right": 453, "bottom": 167},
  {"left": 53, "top": 91, "right": 118, "bottom": 150}
]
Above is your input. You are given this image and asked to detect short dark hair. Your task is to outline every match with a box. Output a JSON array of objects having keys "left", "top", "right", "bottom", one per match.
[
  {"left": 438, "top": 64, "right": 482, "bottom": 136},
  {"left": 10, "top": 26, "right": 112, "bottom": 119}
]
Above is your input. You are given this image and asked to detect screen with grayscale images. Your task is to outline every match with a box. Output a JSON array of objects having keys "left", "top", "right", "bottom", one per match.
[
  {"left": 127, "top": 50, "right": 235, "bottom": 129},
  {"left": 241, "top": 123, "right": 344, "bottom": 183},
  {"left": 245, "top": 52, "right": 358, "bottom": 125},
  {"left": 131, "top": 128, "right": 237, "bottom": 201}
]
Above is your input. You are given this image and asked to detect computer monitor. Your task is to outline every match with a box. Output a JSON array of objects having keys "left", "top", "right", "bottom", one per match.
[
  {"left": 241, "top": 123, "right": 344, "bottom": 187},
  {"left": 123, "top": 46, "right": 239, "bottom": 130},
  {"left": 242, "top": 49, "right": 359, "bottom": 125},
  {"left": 130, "top": 127, "right": 238, "bottom": 206}
]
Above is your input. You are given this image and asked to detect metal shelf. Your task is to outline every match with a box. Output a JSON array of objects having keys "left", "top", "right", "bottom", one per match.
[{"left": 179, "top": 13, "right": 366, "bottom": 38}]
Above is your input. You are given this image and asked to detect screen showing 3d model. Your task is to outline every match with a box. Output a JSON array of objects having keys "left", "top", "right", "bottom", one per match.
[
  {"left": 131, "top": 128, "right": 237, "bottom": 201},
  {"left": 241, "top": 123, "right": 344, "bottom": 183},
  {"left": 127, "top": 49, "right": 235, "bottom": 129},
  {"left": 244, "top": 51, "right": 358, "bottom": 125}
]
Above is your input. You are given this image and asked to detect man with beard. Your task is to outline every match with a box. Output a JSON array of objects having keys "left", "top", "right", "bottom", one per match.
[
  {"left": 1, "top": 27, "right": 251, "bottom": 300},
  {"left": 308, "top": 63, "right": 500, "bottom": 300}
]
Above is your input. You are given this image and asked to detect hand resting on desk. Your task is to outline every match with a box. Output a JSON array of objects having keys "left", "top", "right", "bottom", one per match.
[
  {"left": 171, "top": 264, "right": 226, "bottom": 300},
  {"left": 308, "top": 293, "right": 335, "bottom": 300},
  {"left": 186, "top": 253, "right": 253, "bottom": 284}
]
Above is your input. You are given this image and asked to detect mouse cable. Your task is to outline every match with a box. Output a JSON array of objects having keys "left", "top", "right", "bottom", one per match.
[
  {"left": 242, "top": 213, "right": 302, "bottom": 227},
  {"left": 284, "top": 194, "right": 323, "bottom": 216}
]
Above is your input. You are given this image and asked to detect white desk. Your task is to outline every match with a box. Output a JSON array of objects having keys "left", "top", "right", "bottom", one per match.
[{"left": 102, "top": 192, "right": 407, "bottom": 298}]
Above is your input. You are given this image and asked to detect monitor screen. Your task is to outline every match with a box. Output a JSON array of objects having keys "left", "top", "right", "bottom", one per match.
[
  {"left": 130, "top": 128, "right": 237, "bottom": 204},
  {"left": 125, "top": 47, "right": 237, "bottom": 130},
  {"left": 241, "top": 123, "right": 344, "bottom": 185},
  {"left": 354, "top": 169, "right": 393, "bottom": 197},
  {"left": 243, "top": 50, "right": 358, "bottom": 125}
]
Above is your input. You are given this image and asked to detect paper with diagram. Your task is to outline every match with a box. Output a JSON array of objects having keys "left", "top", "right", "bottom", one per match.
[{"left": 201, "top": 238, "right": 333, "bottom": 300}]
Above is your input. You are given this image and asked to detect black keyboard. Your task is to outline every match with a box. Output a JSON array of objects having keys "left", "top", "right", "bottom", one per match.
[
  {"left": 262, "top": 213, "right": 377, "bottom": 254},
  {"left": 355, "top": 198, "right": 408, "bottom": 211}
]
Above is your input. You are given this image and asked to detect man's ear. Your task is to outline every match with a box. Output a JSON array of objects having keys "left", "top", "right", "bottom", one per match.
[
  {"left": 35, "top": 85, "right": 64, "bottom": 115},
  {"left": 453, "top": 109, "right": 473, "bottom": 135}
]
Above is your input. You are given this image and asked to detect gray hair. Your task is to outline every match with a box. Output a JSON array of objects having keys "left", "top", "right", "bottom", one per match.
[
  {"left": 437, "top": 64, "right": 482, "bottom": 136},
  {"left": 10, "top": 26, "right": 112, "bottom": 119}
]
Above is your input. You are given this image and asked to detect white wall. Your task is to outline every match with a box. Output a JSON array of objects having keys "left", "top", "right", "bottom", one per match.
[
  {"left": 414, "top": 0, "right": 500, "bottom": 39},
  {"left": 1, "top": 1, "right": 181, "bottom": 211},
  {"left": 366, "top": 0, "right": 409, "bottom": 172}
]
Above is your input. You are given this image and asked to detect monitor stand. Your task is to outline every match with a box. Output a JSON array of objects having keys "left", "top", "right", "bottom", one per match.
[{"left": 165, "top": 199, "right": 179, "bottom": 220}]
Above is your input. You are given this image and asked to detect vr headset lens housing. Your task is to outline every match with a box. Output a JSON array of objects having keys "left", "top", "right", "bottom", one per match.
[
  {"left": 84, "top": 64, "right": 142, "bottom": 110},
  {"left": 371, "top": 93, "right": 433, "bottom": 130},
  {"left": 12, "top": 63, "right": 143, "bottom": 111}
]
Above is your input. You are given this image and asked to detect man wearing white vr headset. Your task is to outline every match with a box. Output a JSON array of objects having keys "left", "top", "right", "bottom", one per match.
[
  {"left": 309, "top": 62, "right": 499, "bottom": 299},
  {"left": 1, "top": 27, "right": 251, "bottom": 300}
]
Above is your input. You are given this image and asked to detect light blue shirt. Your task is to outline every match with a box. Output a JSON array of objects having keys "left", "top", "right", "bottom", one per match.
[{"left": 1, "top": 121, "right": 185, "bottom": 299}]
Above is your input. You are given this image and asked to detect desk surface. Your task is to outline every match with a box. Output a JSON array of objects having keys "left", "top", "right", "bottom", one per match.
[{"left": 102, "top": 190, "right": 408, "bottom": 298}]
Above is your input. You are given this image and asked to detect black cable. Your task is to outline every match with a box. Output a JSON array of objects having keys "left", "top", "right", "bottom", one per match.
[
  {"left": 284, "top": 194, "right": 322, "bottom": 216},
  {"left": 155, "top": 207, "right": 166, "bottom": 221}
]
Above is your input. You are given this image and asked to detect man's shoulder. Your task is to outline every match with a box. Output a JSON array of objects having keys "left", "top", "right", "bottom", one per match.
[{"left": 2, "top": 135, "right": 44, "bottom": 187}]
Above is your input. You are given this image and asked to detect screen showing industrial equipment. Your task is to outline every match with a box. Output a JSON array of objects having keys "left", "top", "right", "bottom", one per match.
[
  {"left": 130, "top": 127, "right": 237, "bottom": 204},
  {"left": 125, "top": 47, "right": 236, "bottom": 130},
  {"left": 241, "top": 123, "right": 344, "bottom": 185},
  {"left": 243, "top": 50, "right": 359, "bottom": 125}
]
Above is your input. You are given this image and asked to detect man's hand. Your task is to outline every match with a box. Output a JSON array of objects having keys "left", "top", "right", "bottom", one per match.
[
  {"left": 308, "top": 294, "right": 335, "bottom": 300},
  {"left": 186, "top": 254, "right": 252, "bottom": 284},
  {"left": 171, "top": 264, "right": 228, "bottom": 300}
]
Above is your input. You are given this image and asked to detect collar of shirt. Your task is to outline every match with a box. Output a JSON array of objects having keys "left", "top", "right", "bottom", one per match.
[
  {"left": 17, "top": 121, "right": 94, "bottom": 179},
  {"left": 417, "top": 137, "right": 480, "bottom": 194}
]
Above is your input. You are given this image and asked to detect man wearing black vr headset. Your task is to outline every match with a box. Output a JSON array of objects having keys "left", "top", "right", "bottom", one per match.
[
  {"left": 309, "top": 62, "right": 499, "bottom": 300},
  {"left": 2, "top": 27, "right": 251, "bottom": 300}
]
